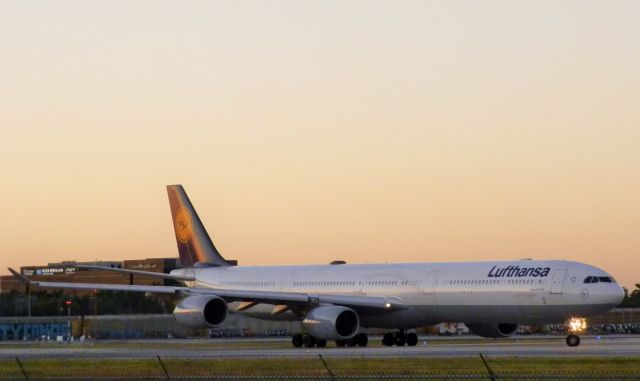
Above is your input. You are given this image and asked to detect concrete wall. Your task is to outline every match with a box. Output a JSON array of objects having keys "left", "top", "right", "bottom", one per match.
[{"left": 0, "top": 313, "right": 299, "bottom": 340}]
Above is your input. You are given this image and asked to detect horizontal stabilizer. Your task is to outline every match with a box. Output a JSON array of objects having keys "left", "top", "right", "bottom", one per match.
[{"left": 8, "top": 268, "right": 31, "bottom": 284}]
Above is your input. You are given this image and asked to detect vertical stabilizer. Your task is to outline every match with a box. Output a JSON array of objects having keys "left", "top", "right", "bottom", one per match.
[{"left": 167, "top": 185, "right": 229, "bottom": 267}]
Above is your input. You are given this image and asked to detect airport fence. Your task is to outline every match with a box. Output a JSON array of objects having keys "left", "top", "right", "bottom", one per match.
[
  {"left": 2, "top": 373, "right": 640, "bottom": 380},
  {"left": 2, "top": 355, "right": 640, "bottom": 381}
]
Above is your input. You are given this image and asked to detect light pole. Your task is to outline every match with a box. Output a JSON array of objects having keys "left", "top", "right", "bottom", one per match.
[
  {"left": 65, "top": 299, "right": 72, "bottom": 342},
  {"left": 27, "top": 284, "right": 31, "bottom": 318},
  {"left": 93, "top": 289, "right": 98, "bottom": 339}
]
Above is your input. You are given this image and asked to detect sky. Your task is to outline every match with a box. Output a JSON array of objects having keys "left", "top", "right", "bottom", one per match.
[{"left": 0, "top": 1, "right": 638, "bottom": 290}]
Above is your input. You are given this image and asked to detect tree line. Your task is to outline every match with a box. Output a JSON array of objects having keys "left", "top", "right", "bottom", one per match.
[
  {"left": 620, "top": 284, "right": 640, "bottom": 308},
  {"left": 0, "top": 289, "right": 175, "bottom": 317}
]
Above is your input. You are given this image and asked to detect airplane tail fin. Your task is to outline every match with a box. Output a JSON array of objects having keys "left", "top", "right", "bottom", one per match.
[{"left": 167, "top": 185, "right": 229, "bottom": 268}]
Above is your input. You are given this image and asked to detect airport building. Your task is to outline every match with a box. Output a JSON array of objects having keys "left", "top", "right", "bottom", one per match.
[{"left": 0, "top": 258, "right": 180, "bottom": 295}]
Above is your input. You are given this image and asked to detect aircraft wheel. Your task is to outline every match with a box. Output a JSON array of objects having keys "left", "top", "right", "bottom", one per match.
[
  {"left": 566, "top": 334, "right": 580, "bottom": 347},
  {"left": 292, "top": 334, "right": 303, "bottom": 348},
  {"left": 395, "top": 332, "right": 406, "bottom": 346},
  {"left": 382, "top": 332, "right": 395, "bottom": 346},
  {"left": 355, "top": 333, "right": 368, "bottom": 347},
  {"left": 335, "top": 340, "right": 346, "bottom": 347},
  {"left": 303, "top": 335, "right": 316, "bottom": 348},
  {"left": 406, "top": 332, "right": 418, "bottom": 346},
  {"left": 316, "top": 339, "right": 327, "bottom": 348}
]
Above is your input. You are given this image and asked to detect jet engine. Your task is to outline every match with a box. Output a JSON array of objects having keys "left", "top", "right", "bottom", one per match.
[
  {"left": 466, "top": 323, "right": 519, "bottom": 338},
  {"left": 302, "top": 306, "right": 359, "bottom": 340},
  {"left": 173, "top": 295, "right": 228, "bottom": 328}
]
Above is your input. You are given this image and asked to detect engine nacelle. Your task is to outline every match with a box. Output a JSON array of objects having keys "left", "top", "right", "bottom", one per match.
[
  {"left": 466, "top": 323, "right": 519, "bottom": 338},
  {"left": 302, "top": 306, "right": 359, "bottom": 340},
  {"left": 173, "top": 295, "right": 228, "bottom": 328}
]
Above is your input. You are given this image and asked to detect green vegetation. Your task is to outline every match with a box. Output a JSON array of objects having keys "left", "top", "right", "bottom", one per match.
[
  {"left": 0, "top": 357, "right": 638, "bottom": 378},
  {"left": 0, "top": 289, "right": 171, "bottom": 317},
  {"left": 0, "top": 339, "right": 638, "bottom": 379},
  {"left": 620, "top": 284, "right": 640, "bottom": 308}
]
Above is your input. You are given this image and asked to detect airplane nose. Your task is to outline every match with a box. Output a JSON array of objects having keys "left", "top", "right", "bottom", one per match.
[{"left": 613, "top": 285, "right": 625, "bottom": 305}]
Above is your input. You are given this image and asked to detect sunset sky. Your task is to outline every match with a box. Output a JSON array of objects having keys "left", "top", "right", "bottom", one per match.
[{"left": 1, "top": 1, "right": 638, "bottom": 290}]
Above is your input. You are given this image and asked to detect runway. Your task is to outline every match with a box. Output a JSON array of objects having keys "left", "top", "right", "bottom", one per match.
[{"left": 1, "top": 336, "right": 640, "bottom": 360}]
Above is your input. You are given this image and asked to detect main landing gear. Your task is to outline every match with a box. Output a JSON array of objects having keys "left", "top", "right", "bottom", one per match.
[
  {"left": 292, "top": 333, "right": 327, "bottom": 348},
  {"left": 292, "top": 331, "right": 418, "bottom": 348},
  {"left": 291, "top": 333, "right": 368, "bottom": 348},
  {"left": 382, "top": 330, "right": 418, "bottom": 347},
  {"left": 335, "top": 333, "right": 369, "bottom": 347}
]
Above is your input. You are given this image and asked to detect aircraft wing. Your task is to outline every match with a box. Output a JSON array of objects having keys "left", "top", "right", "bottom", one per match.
[
  {"left": 76, "top": 265, "right": 194, "bottom": 281},
  {"left": 8, "top": 268, "right": 407, "bottom": 311}
]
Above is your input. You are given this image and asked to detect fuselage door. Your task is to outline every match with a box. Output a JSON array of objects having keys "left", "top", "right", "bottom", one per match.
[
  {"left": 550, "top": 269, "right": 567, "bottom": 294},
  {"left": 360, "top": 275, "right": 372, "bottom": 296},
  {"left": 280, "top": 272, "right": 294, "bottom": 292},
  {"left": 422, "top": 271, "right": 438, "bottom": 294}
]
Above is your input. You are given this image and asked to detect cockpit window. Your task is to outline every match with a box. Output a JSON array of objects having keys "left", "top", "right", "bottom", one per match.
[{"left": 584, "top": 276, "right": 615, "bottom": 284}]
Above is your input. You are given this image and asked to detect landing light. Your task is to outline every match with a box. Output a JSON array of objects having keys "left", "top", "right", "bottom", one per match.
[
  {"left": 385, "top": 303, "right": 391, "bottom": 308},
  {"left": 567, "top": 317, "right": 587, "bottom": 333}
]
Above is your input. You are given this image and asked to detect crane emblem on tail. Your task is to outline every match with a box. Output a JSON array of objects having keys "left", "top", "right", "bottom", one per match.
[{"left": 174, "top": 207, "right": 192, "bottom": 243}]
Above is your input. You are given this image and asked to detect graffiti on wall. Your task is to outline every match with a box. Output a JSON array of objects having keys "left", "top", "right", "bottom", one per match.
[
  {"left": 0, "top": 323, "right": 70, "bottom": 341},
  {"left": 209, "top": 327, "right": 289, "bottom": 338}
]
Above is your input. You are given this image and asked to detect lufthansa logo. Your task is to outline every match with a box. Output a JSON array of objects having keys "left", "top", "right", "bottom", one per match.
[{"left": 174, "top": 207, "right": 192, "bottom": 243}]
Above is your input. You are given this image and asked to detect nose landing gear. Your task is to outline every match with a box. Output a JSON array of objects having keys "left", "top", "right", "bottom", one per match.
[{"left": 566, "top": 334, "right": 581, "bottom": 347}]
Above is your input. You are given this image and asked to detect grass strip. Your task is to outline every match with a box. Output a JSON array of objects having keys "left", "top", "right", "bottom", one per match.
[{"left": 0, "top": 357, "right": 638, "bottom": 378}]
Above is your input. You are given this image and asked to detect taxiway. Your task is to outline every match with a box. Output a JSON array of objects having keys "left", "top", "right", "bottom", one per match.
[{"left": 1, "top": 336, "right": 639, "bottom": 360}]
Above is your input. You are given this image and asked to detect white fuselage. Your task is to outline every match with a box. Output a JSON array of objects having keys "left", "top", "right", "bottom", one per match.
[{"left": 173, "top": 259, "right": 623, "bottom": 328}]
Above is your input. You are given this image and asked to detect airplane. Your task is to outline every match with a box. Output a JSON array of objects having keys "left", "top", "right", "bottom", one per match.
[{"left": 10, "top": 185, "right": 624, "bottom": 348}]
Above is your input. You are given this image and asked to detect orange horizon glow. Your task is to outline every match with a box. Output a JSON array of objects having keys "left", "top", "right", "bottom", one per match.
[{"left": 0, "top": 1, "right": 638, "bottom": 291}]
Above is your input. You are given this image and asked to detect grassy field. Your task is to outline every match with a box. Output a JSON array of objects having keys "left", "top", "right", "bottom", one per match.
[
  {"left": 1, "top": 357, "right": 639, "bottom": 379},
  {"left": 1, "top": 338, "right": 638, "bottom": 379}
]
